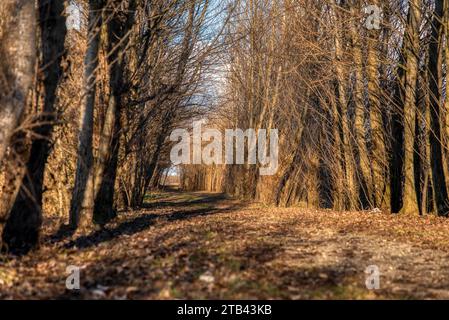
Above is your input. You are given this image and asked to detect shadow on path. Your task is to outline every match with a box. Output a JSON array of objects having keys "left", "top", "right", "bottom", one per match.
[
  {"left": 142, "top": 193, "right": 228, "bottom": 209},
  {"left": 62, "top": 194, "right": 240, "bottom": 250}
]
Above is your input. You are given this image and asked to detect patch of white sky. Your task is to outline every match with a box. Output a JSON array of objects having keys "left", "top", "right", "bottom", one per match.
[{"left": 66, "top": 0, "right": 82, "bottom": 31}]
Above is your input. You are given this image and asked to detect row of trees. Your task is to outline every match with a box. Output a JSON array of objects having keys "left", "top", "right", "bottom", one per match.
[
  {"left": 181, "top": 0, "right": 449, "bottom": 216},
  {"left": 0, "top": 0, "right": 226, "bottom": 254},
  {"left": 2, "top": 0, "right": 448, "bottom": 254}
]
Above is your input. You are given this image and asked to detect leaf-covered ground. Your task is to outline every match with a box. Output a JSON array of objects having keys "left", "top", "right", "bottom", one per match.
[{"left": 2, "top": 191, "right": 449, "bottom": 299}]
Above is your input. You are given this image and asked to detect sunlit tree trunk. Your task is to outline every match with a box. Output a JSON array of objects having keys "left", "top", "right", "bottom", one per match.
[
  {"left": 366, "top": 2, "right": 388, "bottom": 208},
  {"left": 69, "top": 0, "right": 104, "bottom": 229},
  {"left": 333, "top": 5, "right": 357, "bottom": 210},
  {"left": 350, "top": 7, "right": 372, "bottom": 209},
  {"left": 400, "top": 0, "right": 421, "bottom": 215}
]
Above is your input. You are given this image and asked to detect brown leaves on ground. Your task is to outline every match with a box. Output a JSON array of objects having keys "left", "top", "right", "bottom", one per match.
[{"left": 1, "top": 192, "right": 449, "bottom": 299}]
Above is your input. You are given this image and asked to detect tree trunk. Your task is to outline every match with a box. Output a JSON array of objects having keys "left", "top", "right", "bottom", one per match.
[
  {"left": 69, "top": 0, "right": 104, "bottom": 229},
  {"left": 389, "top": 22, "right": 407, "bottom": 214},
  {"left": 400, "top": 0, "right": 421, "bottom": 215},
  {"left": 0, "top": 0, "right": 36, "bottom": 165},
  {"left": 333, "top": 5, "right": 357, "bottom": 210},
  {"left": 444, "top": 0, "right": 449, "bottom": 190},
  {"left": 275, "top": 144, "right": 301, "bottom": 206},
  {"left": 93, "top": 0, "right": 136, "bottom": 224},
  {"left": 0, "top": 0, "right": 37, "bottom": 247},
  {"left": 366, "top": 5, "right": 388, "bottom": 208},
  {"left": 445, "top": 0, "right": 449, "bottom": 127},
  {"left": 93, "top": 92, "right": 120, "bottom": 224},
  {"left": 427, "top": 0, "right": 449, "bottom": 216},
  {"left": 2, "top": 0, "right": 67, "bottom": 253},
  {"left": 350, "top": 7, "right": 372, "bottom": 209},
  {"left": 92, "top": 23, "right": 123, "bottom": 224},
  {"left": 0, "top": 134, "right": 30, "bottom": 252}
]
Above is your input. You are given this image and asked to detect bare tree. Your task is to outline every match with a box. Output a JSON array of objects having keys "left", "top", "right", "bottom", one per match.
[
  {"left": 69, "top": 0, "right": 104, "bottom": 229},
  {"left": 0, "top": 0, "right": 37, "bottom": 247},
  {"left": 2, "top": 0, "right": 67, "bottom": 253}
]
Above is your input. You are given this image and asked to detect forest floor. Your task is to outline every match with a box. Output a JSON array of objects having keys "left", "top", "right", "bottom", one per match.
[{"left": 2, "top": 190, "right": 449, "bottom": 299}]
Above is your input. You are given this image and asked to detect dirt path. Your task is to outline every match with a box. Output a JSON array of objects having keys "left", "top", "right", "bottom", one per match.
[{"left": 1, "top": 191, "right": 449, "bottom": 299}]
